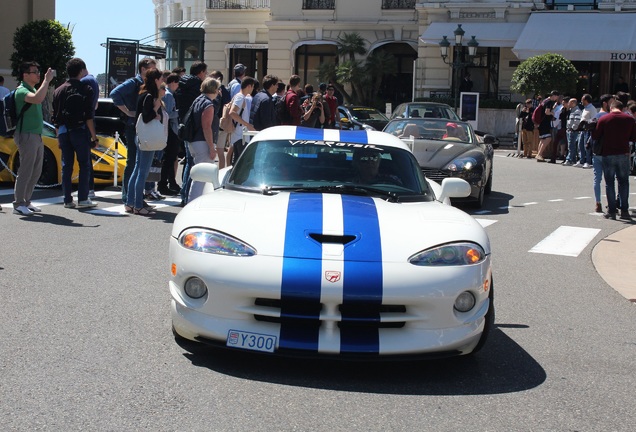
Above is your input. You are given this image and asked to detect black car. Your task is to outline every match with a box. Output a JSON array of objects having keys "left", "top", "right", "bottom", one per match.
[
  {"left": 336, "top": 106, "right": 389, "bottom": 131},
  {"left": 383, "top": 117, "right": 496, "bottom": 208},
  {"left": 94, "top": 98, "right": 127, "bottom": 143}
]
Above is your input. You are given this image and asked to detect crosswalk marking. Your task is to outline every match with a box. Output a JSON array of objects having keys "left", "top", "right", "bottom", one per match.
[{"left": 529, "top": 226, "right": 601, "bottom": 257}]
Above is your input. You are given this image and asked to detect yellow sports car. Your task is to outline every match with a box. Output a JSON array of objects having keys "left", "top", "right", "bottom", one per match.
[{"left": 0, "top": 122, "right": 127, "bottom": 186}]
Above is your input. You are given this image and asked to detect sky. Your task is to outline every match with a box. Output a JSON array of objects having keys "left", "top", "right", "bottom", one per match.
[{"left": 56, "top": 0, "right": 156, "bottom": 77}]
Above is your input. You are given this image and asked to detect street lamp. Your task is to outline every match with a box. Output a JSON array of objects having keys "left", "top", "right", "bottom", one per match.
[{"left": 438, "top": 24, "right": 479, "bottom": 112}]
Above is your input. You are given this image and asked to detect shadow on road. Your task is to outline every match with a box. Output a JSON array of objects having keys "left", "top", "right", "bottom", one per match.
[{"left": 177, "top": 325, "right": 546, "bottom": 396}]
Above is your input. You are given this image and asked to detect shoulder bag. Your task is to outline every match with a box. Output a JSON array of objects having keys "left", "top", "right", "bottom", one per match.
[{"left": 136, "top": 104, "right": 168, "bottom": 151}]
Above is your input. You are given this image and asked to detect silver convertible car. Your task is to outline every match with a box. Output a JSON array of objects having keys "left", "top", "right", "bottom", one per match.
[{"left": 384, "top": 118, "right": 496, "bottom": 208}]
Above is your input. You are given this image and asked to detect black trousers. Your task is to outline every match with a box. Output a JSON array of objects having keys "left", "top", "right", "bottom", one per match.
[{"left": 160, "top": 129, "right": 181, "bottom": 188}]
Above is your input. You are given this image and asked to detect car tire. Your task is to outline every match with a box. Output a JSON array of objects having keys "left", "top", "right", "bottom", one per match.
[
  {"left": 470, "top": 184, "right": 485, "bottom": 209},
  {"left": 14, "top": 147, "right": 59, "bottom": 187},
  {"left": 469, "top": 277, "right": 495, "bottom": 355},
  {"left": 485, "top": 169, "right": 493, "bottom": 195},
  {"left": 38, "top": 147, "right": 59, "bottom": 186}
]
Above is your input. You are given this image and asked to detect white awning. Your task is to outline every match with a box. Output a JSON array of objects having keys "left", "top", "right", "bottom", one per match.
[
  {"left": 513, "top": 12, "right": 636, "bottom": 62},
  {"left": 420, "top": 23, "right": 526, "bottom": 48}
]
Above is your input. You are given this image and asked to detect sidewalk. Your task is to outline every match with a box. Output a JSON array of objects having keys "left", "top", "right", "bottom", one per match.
[{"left": 592, "top": 224, "right": 636, "bottom": 302}]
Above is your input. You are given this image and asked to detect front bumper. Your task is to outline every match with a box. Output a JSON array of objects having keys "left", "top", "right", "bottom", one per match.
[{"left": 169, "top": 237, "right": 492, "bottom": 357}]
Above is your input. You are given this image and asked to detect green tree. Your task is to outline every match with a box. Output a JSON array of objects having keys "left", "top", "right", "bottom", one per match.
[
  {"left": 10, "top": 20, "right": 75, "bottom": 87},
  {"left": 511, "top": 53, "right": 578, "bottom": 97}
]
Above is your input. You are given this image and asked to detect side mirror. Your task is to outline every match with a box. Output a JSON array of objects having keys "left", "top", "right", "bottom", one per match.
[
  {"left": 483, "top": 134, "right": 498, "bottom": 146},
  {"left": 190, "top": 163, "right": 220, "bottom": 189},
  {"left": 438, "top": 177, "right": 471, "bottom": 202}
]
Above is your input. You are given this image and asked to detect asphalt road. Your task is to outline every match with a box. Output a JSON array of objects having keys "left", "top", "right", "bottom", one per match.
[{"left": 1, "top": 152, "right": 635, "bottom": 431}]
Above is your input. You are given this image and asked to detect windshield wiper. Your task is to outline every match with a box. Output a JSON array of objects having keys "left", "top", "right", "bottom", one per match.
[{"left": 263, "top": 184, "right": 400, "bottom": 202}]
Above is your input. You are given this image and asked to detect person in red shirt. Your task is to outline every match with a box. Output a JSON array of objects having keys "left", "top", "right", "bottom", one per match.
[
  {"left": 592, "top": 100, "right": 636, "bottom": 220},
  {"left": 283, "top": 75, "right": 303, "bottom": 126},
  {"left": 324, "top": 84, "right": 339, "bottom": 129}
]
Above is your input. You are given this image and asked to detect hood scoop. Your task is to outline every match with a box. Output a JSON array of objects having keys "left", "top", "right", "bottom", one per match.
[{"left": 309, "top": 233, "right": 357, "bottom": 245}]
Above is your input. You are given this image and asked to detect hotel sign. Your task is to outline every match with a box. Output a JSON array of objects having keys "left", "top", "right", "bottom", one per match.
[{"left": 610, "top": 52, "right": 636, "bottom": 62}]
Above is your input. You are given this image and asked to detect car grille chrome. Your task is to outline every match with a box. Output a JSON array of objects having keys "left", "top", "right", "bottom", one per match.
[
  {"left": 421, "top": 169, "right": 449, "bottom": 183},
  {"left": 253, "top": 298, "right": 406, "bottom": 329}
]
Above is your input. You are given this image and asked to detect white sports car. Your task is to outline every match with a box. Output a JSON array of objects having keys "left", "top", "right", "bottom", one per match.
[{"left": 169, "top": 126, "right": 494, "bottom": 359}]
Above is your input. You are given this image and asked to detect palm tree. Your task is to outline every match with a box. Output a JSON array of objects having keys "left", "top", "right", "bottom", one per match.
[{"left": 336, "top": 32, "right": 366, "bottom": 62}]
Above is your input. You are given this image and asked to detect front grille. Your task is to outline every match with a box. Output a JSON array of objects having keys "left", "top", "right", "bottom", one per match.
[
  {"left": 421, "top": 169, "right": 449, "bottom": 183},
  {"left": 253, "top": 298, "right": 406, "bottom": 329}
]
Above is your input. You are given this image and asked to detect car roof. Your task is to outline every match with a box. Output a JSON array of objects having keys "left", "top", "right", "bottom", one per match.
[{"left": 250, "top": 126, "right": 412, "bottom": 152}]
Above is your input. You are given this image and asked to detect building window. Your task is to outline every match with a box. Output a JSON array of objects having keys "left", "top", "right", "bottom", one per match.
[
  {"left": 455, "top": 47, "right": 500, "bottom": 100},
  {"left": 381, "top": 0, "right": 415, "bottom": 9},
  {"left": 229, "top": 49, "right": 268, "bottom": 82},
  {"left": 302, "top": 0, "right": 335, "bottom": 9}
]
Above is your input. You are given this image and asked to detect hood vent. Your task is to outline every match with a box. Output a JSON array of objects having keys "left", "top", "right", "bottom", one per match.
[{"left": 309, "top": 233, "right": 357, "bottom": 245}]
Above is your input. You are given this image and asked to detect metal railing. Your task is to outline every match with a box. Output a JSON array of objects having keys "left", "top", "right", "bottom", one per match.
[
  {"left": 382, "top": 0, "right": 416, "bottom": 9},
  {"left": 544, "top": 0, "right": 599, "bottom": 10},
  {"left": 302, "top": 0, "right": 335, "bottom": 9},
  {"left": 207, "top": 0, "right": 270, "bottom": 9}
]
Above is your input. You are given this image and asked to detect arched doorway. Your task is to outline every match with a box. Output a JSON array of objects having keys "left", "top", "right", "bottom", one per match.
[{"left": 373, "top": 43, "right": 417, "bottom": 107}]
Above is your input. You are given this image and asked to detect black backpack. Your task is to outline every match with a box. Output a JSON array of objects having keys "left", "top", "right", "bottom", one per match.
[
  {"left": 274, "top": 92, "right": 291, "bottom": 125},
  {"left": 177, "top": 104, "right": 196, "bottom": 142},
  {"left": 60, "top": 81, "right": 87, "bottom": 129},
  {"left": 1, "top": 89, "right": 32, "bottom": 136}
]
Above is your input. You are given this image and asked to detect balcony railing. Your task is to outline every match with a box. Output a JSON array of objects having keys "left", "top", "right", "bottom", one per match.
[
  {"left": 382, "top": 0, "right": 416, "bottom": 9},
  {"left": 302, "top": 0, "right": 335, "bottom": 9},
  {"left": 207, "top": 0, "right": 270, "bottom": 9},
  {"left": 544, "top": 0, "right": 599, "bottom": 10}
]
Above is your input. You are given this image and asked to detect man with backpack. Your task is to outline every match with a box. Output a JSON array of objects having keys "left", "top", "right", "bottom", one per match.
[
  {"left": 109, "top": 57, "right": 157, "bottom": 204},
  {"left": 175, "top": 61, "right": 208, "bottom": 206},
  {"left": 250, "top": 74, "right": 279, "bottom": 132},
  {"left": 52, "top": 57, "right": 98, "bottom": 209},
  {"left": 12, "top": 61, "right": 54, "bottom": 216}
]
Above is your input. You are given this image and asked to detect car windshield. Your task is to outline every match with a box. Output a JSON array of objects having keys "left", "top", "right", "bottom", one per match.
[
  {"left": 227, "top": 139, "right": 434, "bottom": 202},
  {"left": 394, "top": 104, "right": 460, "bottom": 121},
  {"left": 350, "top": 108, "right": 388, "bottom": 121},
  {"left": 384, "top": 119, "right": 475, "bottom": 144}
]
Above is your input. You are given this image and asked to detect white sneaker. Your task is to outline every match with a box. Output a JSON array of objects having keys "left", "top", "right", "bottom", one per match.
[
  {"left": 562, "top": 161, "right": 573, "bottom": 166},
  {"left": 77, "top": 199, "right": 98, "bottom": 208},
  {"left": 582, "top": 163, "right": 592, "bottom": 169},
  {"left": 572, "top": 162, "right": 583, "bottom": 168},
  {"left": 13, "top": 205, "right": 34, "bottom": 216},
  {"left": 27, "top": 204, "right": 42, "bottom": 212}
]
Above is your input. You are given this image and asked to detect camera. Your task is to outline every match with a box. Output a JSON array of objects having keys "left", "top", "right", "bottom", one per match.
[{"left": 51, "top": 70, "right": 57, "bottom": 78}]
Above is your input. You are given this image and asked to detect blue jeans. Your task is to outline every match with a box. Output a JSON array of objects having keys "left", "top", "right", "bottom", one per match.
[
  {"left": 602, "top": 154, "right": 630, "bottom": 214},
  {"left": 122, "top": 122, "right": 137, "bottom": 202},
  {"left": 126, "top": 139, "right": 155, "bottom": 209},
  {"left": 180, "top": 141, "right": 194, "bottom": 204},
  {"left": 592, "top": 154, "right": 603, "bottom": 203},
  {"left": 58, "top": 128, "right": 91, "bottom": 203},
  {"left": 566, "top": 130, "right": 579, "bottom": 162},
  {"left": 578, "top": 131, "right": 590, "bottom": 164}
]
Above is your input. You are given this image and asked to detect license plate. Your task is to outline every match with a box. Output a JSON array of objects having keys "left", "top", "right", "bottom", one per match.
[{"left": 226, "top": 330, "right": 277, "bottom": 353}]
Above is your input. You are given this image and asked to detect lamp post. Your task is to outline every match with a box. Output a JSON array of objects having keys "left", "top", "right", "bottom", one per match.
[{"left": 438, "top": 24, "right": 479, "bottom": 113}]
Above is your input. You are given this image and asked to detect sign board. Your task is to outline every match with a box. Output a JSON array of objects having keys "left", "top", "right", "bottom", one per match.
[
  {"left": 106, "top": 39, "right": 138, "bottom": 95},
  {"left": 459, "top": 92, "right": 479, "bottom": 130}
]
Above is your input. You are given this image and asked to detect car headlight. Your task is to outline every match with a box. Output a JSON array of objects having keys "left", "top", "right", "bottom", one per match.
[
  {"left": 179, "top": 229, "right": 256, "bottom": 256},
  {"left": 446, "top": 157, "right": 478, "bottom": 172},
  {"left": 409, "top": 242, "right": 486, "bottom": 266}
]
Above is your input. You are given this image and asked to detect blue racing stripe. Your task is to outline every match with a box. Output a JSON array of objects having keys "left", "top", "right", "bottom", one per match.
[
  {"left": 340, "top": 195, "right": 383, "bottom": 354},
  {"left": 339, "top": 129, "right": 368, "bottom": 145},
  {"left": 279, "top": 193, "right": 323, "bottom": 351},
  {"left": 294, "top": 126, "right": 325, "bottom": 141}
]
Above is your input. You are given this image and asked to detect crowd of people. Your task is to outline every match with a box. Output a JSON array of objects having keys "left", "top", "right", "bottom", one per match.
[{"left": 515, "top": 90, "right": 636, "bottom": 219}]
